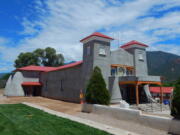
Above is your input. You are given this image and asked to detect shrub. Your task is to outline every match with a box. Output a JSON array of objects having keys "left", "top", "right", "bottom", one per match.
[
  {"left": 171, "top": 78, "right": 180, "bottom": 119},
  {"left": 85, "top": 66, "right": 110, "bottom": 105}
]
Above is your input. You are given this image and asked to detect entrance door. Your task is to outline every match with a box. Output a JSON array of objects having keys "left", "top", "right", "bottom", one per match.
[
  {"left": 120, "top": 85, "right": 136, "bottom": 104},
  {"left": 138, "top": 85, "right": 148, "bottom": 103},
  {"left": 23, "top": 86, "right": 41, "bottom": 96}
]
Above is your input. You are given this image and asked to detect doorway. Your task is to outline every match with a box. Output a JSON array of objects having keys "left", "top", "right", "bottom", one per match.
[
  {"left": 23, "top": 86, "right": 41, "bottom": 96},
  {"left": 120, "top": 84, "right": 148, "bottom": 104}
]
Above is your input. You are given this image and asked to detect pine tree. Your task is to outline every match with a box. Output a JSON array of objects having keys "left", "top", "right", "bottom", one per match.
[
  {"left": 85, "top": 66, "right": 110, "bottom": 105},
  {"left": 171, "top": 78, "right": 180, "bottom": 119}
]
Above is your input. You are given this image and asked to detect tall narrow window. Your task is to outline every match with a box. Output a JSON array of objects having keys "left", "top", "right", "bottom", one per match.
[
  {"left": 60, "top": 79, "right": 63, "bottom": 91},
  {"left": 139, "top": 53, "right": 144, "bottom": 61},
  {"left": 111, "top": 67, "right": 117, "bottom": 76},
  {"left": 87, "top": 46, "right": 90, "bottom": 55},
  {"left": 45, "top": 80, "right": 48, "bottom": 91}
]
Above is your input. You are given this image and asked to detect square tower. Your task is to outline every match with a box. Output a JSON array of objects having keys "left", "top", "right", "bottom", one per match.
[
  {"left": 120, "top": 40, "right": 149, "bottom": 76},
  {"left": 80, "top": 32, "right": 114, "bottom": 89}
]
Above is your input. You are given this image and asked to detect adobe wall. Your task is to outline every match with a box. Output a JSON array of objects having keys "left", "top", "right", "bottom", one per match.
[{"left": 41, "top": 64, "right": 83, "bottom": 103}]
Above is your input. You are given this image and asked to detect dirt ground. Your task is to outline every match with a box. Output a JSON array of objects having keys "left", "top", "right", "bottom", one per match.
[{"left": 0, "top": 89, "right": 81, "bottom": 115}]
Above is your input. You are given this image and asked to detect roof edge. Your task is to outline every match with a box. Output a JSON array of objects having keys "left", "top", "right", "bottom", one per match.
[
  {"left": 80, "top": 32, "right": 114, "bottom": 42},
  {"left": 120, "top": 40, "right": 149, "bottom": 49}
]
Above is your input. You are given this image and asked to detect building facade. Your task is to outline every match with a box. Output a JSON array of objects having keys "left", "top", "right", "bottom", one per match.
[{"left": 5, "top": 32, "right": 162, "bottom": 105}]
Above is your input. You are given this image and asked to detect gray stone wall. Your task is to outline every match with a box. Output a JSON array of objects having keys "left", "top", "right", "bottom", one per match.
[
  {"left": 109, "top": 76, "right": 122, "bottom": 103},
  {"left": 81, "top": 40, "right": 94, "bottom": 92},
  {"left": 134, "top": 48, "right": 148, "bottom": 76},
  {"left": 124, "top": 47, "right": 148, "bottom": 76},
  {"left": 82, "top": 40, "right": 111, "bottom": 90},
  {"left": 110, "top": 48, "right": 134, "bottom": 66},
  {"left": 41, "top": 65, "right": 83, "bottom": 103},
  {"left": 21, "top": 71, "right": 40, "bottom": 82}
]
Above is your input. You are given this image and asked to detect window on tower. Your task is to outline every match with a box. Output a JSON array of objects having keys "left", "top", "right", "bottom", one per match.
[
  {"left": 99, "top": 47, "right": 106, "bottom": 56},
  {"left": 138, "top": 52, "right": 144, "bottom": 61},
  {"left": 87, "top": 46, "right": 90, "bottom": 55}
]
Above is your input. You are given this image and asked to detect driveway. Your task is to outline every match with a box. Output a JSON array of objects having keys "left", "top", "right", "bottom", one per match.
[{"left": 0, "top": 89, "right": 81, "bottom": 115}]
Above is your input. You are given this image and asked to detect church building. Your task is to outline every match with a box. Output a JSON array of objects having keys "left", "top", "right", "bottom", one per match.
[{"left": 5, "top": 32, "right": 162, "bottom": 105}]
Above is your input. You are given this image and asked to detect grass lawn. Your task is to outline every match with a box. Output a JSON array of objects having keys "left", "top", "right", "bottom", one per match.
[{"left": 0, "top": 104, "right": 111, "bottom": 135}]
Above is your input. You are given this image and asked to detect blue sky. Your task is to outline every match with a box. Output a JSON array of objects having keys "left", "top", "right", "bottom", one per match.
[{"left": 0, "top": 0, "right": 180, "bottom": 73}]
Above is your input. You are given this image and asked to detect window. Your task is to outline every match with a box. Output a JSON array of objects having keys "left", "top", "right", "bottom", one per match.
[
  {"left": 60, "top": 79, "right": 63, "bottom": 91},
  {"left": 45, "top": 80, "right": 48, "bottom": 91},
  {"left": 126, "top": 69, "right": 133, "bottom": 76},
  {"left": 87, "top": 46, "right": 90, "bottom": 55},
  {"left": 117, "top": 67, "right": 125, "bottom": 76},
  {"left": 99, "top": 48, "right": 106, "bottom": 56},
  {"left": 138, "top": 52, "right": 144, "bottom": 61},
  {"left": 111, "top": 67, "right": 117, "bottom": 76}
]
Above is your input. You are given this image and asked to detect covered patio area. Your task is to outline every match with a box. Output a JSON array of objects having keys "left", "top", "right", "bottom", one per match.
[{"left": 119, "top": 76, "right": 163, "bottom": 105}]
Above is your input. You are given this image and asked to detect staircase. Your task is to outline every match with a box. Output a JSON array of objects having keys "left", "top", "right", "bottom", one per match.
[{"left": 130, "top": 103, "right": 170, "bottom": 112}]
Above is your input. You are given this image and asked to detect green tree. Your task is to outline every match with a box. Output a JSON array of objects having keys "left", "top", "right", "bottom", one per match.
[
  {"left": 1, "top": 73, "right": 12, "bottom": 80},
  {"left": 0, "top": 73, "right": 13, "bottom": 88},
  {"left": 85, "top": 66, "right": 110, "bottom": 105},
  {"left": 171, "top": 78, "right": 180, "bottom": 119},
  {"left": 14, "top": 47, "right": 64, "bottom": 68},
  {"left": 14, "top": 52, "right": 38, "bottom": 68}
]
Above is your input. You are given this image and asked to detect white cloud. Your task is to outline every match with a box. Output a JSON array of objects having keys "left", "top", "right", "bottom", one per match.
[
  {"left": 1, "top": 0, "right": 180, "bottom": 70},
  {"left": 150, "top": 44, "right": 180, "bottom": 55},
  {"left": 0, "top": 37, "right": 8, "bottom": 45}
]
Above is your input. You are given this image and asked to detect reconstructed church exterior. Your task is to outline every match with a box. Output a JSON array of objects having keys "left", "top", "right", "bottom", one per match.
[{"left": 5, "top": 32, "right": 162, "bottom": 105}]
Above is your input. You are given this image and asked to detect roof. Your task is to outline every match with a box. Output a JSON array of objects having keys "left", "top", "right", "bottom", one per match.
[
  {"left": 149, "top": 87, "right": 174, "bottom": 94},
  {"left": 46, "top": 60, "right": 83, "bottom": 72},
  {"left": 80, "top": 32, "right": 114, "bottom": 42},
  {"left": 15, "top": 65, "right": 57, "bottom": 72},
  {"left": 21, "top": 82, "right": 42, "bottom": 86},
  {"left": 14, "top": 61, "right": 83, "bottom": 73},
  {"left": 120, "top": 40, "right": 149, "bottom": 49}
]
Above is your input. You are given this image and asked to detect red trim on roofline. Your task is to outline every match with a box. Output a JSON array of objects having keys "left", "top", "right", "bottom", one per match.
[
  {"left": 149, "top": 87, "right": 173, "bottom": 94},
  {"left": 120, "top": 40, "right": 149, "bottom": 49},
  {"left": 22, "top": 82, "right": 42, "bottom": 86},
  {"left": 46, "top": 61, "right": 83, "bottom": 72},
  {"left": 80, "top": 32, "right": 114, "bottom": 42},
  {"left": 14, "top": 61, "right": 83, "bottom": 73},
  {"left": 14, "top": 65, "right": 56, "bottom": 72}
]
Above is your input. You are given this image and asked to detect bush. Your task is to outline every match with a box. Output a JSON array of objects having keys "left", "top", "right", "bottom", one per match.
[
  {"left": 171, "top": 78, "right": 180, "bottom": 119},
  {"left": 85, "top": 66, "right": 110, "bottom": 105}
]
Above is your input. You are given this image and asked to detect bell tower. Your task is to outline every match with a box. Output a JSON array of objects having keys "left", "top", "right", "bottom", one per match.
[
  {"left": 120, "top": 40, "right": 149, "bottom": 76},
  {"left": 80, "top": 32, "right": 114, "bottom": 90}
]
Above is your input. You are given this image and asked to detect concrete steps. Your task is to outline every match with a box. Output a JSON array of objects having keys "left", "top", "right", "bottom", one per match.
[{"left": 130, "top": 103, "right": 170, "bottom": 112}]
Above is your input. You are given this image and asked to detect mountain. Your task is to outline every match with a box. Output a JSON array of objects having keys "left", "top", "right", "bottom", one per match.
[
  {"left": 0, "top": 73, "right": 6, "bottom": 79},
  {"left": 147, "top": 51, "right": 180, "bottom": 82}
]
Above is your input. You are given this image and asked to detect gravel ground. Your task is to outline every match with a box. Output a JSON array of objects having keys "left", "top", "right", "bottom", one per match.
[{"left": 76, "top": 112, "right": 172, "bottom": 135}]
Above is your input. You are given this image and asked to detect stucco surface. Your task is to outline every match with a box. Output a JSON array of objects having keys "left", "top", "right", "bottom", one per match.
[
  {"left": 41, "top": 65, "right": 83, "bottom": 103},
  {"left": 5, "top": 71, "right": 40, "bottom": 96}
]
